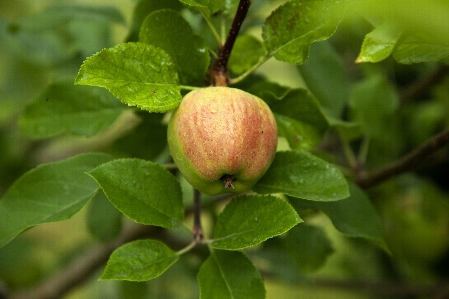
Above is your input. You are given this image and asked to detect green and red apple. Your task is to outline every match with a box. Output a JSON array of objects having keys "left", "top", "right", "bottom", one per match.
[{"left": 168, "top": 87, "right": 278, "bottom": 195}]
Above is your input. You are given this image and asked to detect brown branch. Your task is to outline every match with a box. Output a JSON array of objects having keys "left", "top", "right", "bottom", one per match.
[
  {"left": 356, "top": 128, "right": 449, "bottom": 189},
  {"left": 193, "top": 189, "right": 204, "bottom": 242},
  {"left": 400, "top": 65, "right": 449, "bottom": 103},
  {"left": 210, "top": 0, "right": 252, "bottom": 86}
]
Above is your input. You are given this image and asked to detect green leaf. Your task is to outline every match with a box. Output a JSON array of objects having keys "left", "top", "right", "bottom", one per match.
[
  {"left": 253, "top": 151, "right": 349, "bottom": 201},
  {"left": 75, "top": 42, "right": 181, "bottom": 113},
  {"left": 210, "top": 195, "right": 302, "bottom": 250},
  {"left": 348, "top": 74, "right": 399, "bottom": 138},
  {"left": 298, "top": 41, "right": 348, "bottom": 118},
  {"left": 179, "top": 0, "right": 237, "bottom": 15},
  {"left": 292, "top": 184, "right": 390, "bottom": 252},
  {"left": 0, "top": 153, "right": 112, "bottom": 248},
  {"left": 139, "top": 9, "right": 209, "bottom": 86},
  {"left": 393, "top": 33, "right": 449, "bottom": 64},
  {"left": 198, "top": 250, "right": 265, "bottom": 299},
  {"left": 263, "top": 0, "right": 348, "bottom": 64},
  {"left": 285, "top": 224, "right": 334, "bottom": 273},
  {"left": 247, "top": 81, "right": 291, "bottom": 106},
  {"left": 87, "top": 191, "right": 122, "bottom": 242},
  {"left": 228, "top": 35, "right": 266, "bottom": 75},
  {"left": 88, "top": 159, "right": 184, "bottom": 228},
  {"left": 101, "top": 239, "right": 179, "bottom": 281},
  {"left": 13, "top": 3, "right": 125, "bottom": 31},
  {"left": 111, "top": 112, "right": 168, "bottom": 161},
  {"left": 19, "top": 80, "right": 124, "bottom": 139},
  {"left": 270, "top": 89, "right": 329, "bottom": 150},
  {"left": 356, "top": 22, "right": 402, "bottom": 63}
]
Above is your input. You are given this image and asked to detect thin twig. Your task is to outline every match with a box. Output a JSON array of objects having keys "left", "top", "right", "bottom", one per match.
[
  {"left": 193, "top": 189, "right": 204, "bottom": 242},
  {"left": 400, "top": 65, "right": 449, "bottom": 102},
  {"left": 7, "top": 224, "right": 153, "bottom": 299},
  {"left": 210, "top": 0, "right": 252, "bottom": 86},
  {"left": 356, "top": 128, "right": 449, "bottom": 189}
]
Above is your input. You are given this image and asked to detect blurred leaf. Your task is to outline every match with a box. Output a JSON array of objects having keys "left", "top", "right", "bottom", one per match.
[
  {"left": 263, "top": 0, "right": 349, "bottom": 64},
  {"left": 0, "top": 153, "right": 112, "bottom": 248},
  {"left": 198, "top": 250, "right": 265, "bottom": 299},
  {"left": 270, "top": 89, "right": 329, "bottom": 150},
  {"left": 178, "top": 0, "right": 237, "bottom": 15},
  {"left": 229, "top": 35, "right": 266, "bottom": 75},
  {"left": 285, "top": 224, "right": 334, "bottom": 273},
  {"left": 393, "top": 33, "right": 449, "bottom": 64},
  {"left": 211, "top": 195, "right": 302, "bottom": 250},
  {"left": 356, "top": 22, "right": 402, "bottom": 63},
  {"left": 328, "top": 117, "right": 363, "bottom": 142},
  {"left": 87, "top": 191, "right": 122, "bottom": 242},
  {"left": 360, "top": 0, "right": 449, "bottom": 47},
  {"left": 139, "top": 9, "right": 209, "bottom": 86},
  {"left": 298, "top": 41, "right": 348, "bottom": 118},
  {"left": 111, "top": 112, "right": 167, "bottom": 161},
  {"left": 292, "top": 184, "right": 390, "bottom": 252},
  {"left": 254, "top": 151, "right": 349, "bottom": 201},
  {"left": 247, "top": 81, "right": 291, "bottom": 106},
  {"left": 119, "top": 281, "right": 150, "bottom": 299},
  {"left": 19, "top": 81, "right": 124, "bottom": 139},
  {"left": 75, "top": 42, "right": 181, "bottom": 113},
  {"left": 88, "top": 159, "right": 184, "bottom": 228},
  {"left": 251, "top": 237, "right": 304, "bottom": 282},
  {"left": 12, "top": 3, "right": 125, "bottom": 31},
  {"left": 101, "top": 239, "right": 178, "bottom": 281},
  {"left": 178, "top": 0, "right": 217, "bottom": 15},
  {"left": 348, "top": 73, "right": 399, "bottom": 138},
  {"left": 4, "top": 28, "right": 76, "bottom": 66}
]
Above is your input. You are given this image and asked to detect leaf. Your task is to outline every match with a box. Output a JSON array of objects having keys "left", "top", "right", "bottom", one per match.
[
  {"left": 228, "top": 35, "right": 266, "bottom": 75},
  {"left": 0, "top": 153, "right": 113, "bottom": 248},
  {"left": 139, "top": 9, "right": 209, "bottom": 86},
  {"left": 178, "top": 0, "right": 237, "bottom": 15},
  {"left": 75, "top": 42, "right": 181, "bottom": 113},
  {"left": 247, "top": 81, "right": 292, "bottom": 106},
  {"left": 263, "top": 0, "right": 349, "bottom": 64},
  {"left": 13, "top": 3, "right": 125, "bottom": 31},
  {"left": 292, "top": 184, "right": 390, "bottom": 253},
  {"left": 248, "top": 83, "right": 329, "bottom": 150},
  {"left": 270, "top": 89, "right": 329, "bottom": 150},
  {"left": 348, "top": 74, "right": 399, "bottom": 138},
  {"left": 285, "top": 224, "right": 334, "bottom": 273},
  {"left": 253, "top": 151, "right": 349, "bottom": 201},
  {"left": 88, "top": 159, "right": 184, "bottom": 228},
  {"left": 101, "top": 239, "right": 179, "bottom": 281},
  {"left": 19, "top": 80, "right": 124, "bottom": 139},
  {"left": 210, "top": 195, "right": 302, "bottom": 250},
  {"left": 298, "top": 41, "right": 348, "bottom": 118},
  {"left": 198, "top": 250, "right": 265, "bottom": 299},
  {"left": 356, "top": 22, "right": 403, "bottom": 63},
  {"left": 178, "top": 0, "right": 217, "bottom": 15},
  {"left": 87, "top": 191, "right": 122, "bottom": 242},
  {"left": 393, "top": 33, "right": 449, "bottom": 64}
]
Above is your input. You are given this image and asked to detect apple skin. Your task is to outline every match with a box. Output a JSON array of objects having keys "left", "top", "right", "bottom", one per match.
[{"left": 168, "top": 87, "right": 278, "bottom": 195}]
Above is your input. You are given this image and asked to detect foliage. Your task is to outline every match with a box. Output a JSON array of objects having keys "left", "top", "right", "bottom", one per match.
[{"left": 1, "top": 0, "right": 449, "bottom": 298}]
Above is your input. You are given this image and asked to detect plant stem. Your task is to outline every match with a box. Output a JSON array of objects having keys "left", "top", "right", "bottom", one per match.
[
  {"left": 356, "top": 128, "right": 449, "bottom": 189},
  {"left": 199, "top": 7, "right": 222, "bottom": 46},
  {"left": 193, "top": 189, "right": 204, "bottom": 242},
  {"left": 210, "top": 0, "right": 252, "bottom": 86},
  {"left": 228, "top": 55, "right": 270, "bottom": 85}
]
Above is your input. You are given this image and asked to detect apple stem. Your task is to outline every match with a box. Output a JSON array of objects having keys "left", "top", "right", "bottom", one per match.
[
  {"left": 221, "top": 174, "right": 235, "bottom": 189},
  {"left": 210, "top": 0, "right": 252, "bottom": 86},
  {"left": 193, "top": 189, "right": 204, "bottom": 242}
]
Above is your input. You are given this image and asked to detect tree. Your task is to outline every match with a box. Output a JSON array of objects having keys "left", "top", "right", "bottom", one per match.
[{"left": 1, "top": 0, "right": 449, "bottom": 298}]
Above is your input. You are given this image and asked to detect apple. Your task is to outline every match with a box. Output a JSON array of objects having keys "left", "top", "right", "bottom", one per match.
[{"left": 168, "top": 87, "right": 278, "bottom": 195}]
